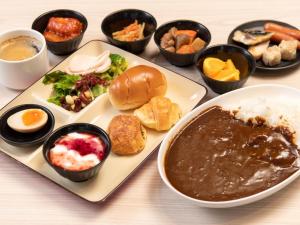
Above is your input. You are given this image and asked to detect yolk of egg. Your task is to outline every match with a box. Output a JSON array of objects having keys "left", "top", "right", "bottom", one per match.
[{"left": 22, "top": 109, "right": 43, "bottom": 126}]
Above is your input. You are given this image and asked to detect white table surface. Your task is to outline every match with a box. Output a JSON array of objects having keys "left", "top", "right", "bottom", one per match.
[{"left": 0, "top": 0, "right": 300, "bottom": 224}]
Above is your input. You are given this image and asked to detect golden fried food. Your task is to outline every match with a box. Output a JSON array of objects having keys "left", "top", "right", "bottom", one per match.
[{"left": 108, "top": 115, "right": 147, "bottom": 155}]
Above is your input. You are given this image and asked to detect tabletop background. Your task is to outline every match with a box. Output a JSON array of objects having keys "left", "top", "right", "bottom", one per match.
[{"left": 0, "top": 0, "right": 300, "bottom": 224}]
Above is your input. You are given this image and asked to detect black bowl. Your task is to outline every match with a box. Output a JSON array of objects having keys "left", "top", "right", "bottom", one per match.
[
  {"left": 154, "top": 20, "right": 211, "bottom": 67},
  {"left": 196, "top": 44, "right": 256, "bottom": 94},
  {"left": 0, "top": 104, "right": 55, "bottom": 147},
  {"left": 32, "top": 9, "right": 88, "bottom": 55},
  {"left": 101, "top": 9, "right": 157, "bottom": 54},
  {"left": 43, "top": 123, "right": 111, "bottom": 182}
]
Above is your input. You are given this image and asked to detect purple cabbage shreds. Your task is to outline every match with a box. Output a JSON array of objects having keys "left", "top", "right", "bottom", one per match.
[
  {"left": 60, "top": 97, "right": 72, "bottom": 111},
  {"left": 74, "top": 98, "right": 82, "bottom": 112},
  {"left": 58, "top": 74, "right": 107, "bottom": 112},
  {"left": 62, "top": 102, "right": 72, "bottom": 111},
  {"left": 79, "top": 92, "right": 91, "bottom": 104},
  {"left": 75, "top": 74, "right": 108, "bottom": 91},
  {"left": 60, "top": 95, "right": 82, "bottom": 112},
  {"left": 61, "top": 99, "right": 71, "bottom": 111}
]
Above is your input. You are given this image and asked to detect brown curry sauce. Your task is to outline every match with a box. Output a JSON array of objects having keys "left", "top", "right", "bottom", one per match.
[{"left": 165, "top": 106, "right": 300, "bottom": 201}]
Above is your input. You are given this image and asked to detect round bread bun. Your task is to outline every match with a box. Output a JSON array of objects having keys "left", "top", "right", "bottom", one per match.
[
  {"left": 108, "top": 65, "right": 167, "bottom": 110},
  {"left": 107, "top": 114, "right": 147, "bottom": 155}
]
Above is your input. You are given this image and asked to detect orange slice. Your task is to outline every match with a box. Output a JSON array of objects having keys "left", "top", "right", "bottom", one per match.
[
  {"left": 224, "top": 59, "right": 236, "bottom": 70},
  {"left": 214, "top": 69, "right": 240, "bottom": 81},
  {"left": 203, "top": 57, "right": 226, "bottom": 78}
]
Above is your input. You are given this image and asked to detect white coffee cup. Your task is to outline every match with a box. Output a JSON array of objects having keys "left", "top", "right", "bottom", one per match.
[{"left": 0, "top": 29, "right": 49, "bottom": 90}]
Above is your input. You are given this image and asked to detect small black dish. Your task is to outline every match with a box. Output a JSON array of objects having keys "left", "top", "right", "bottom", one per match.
[
  {"left": 32, "top": 9, "right": 88, "bottom": 55},
  {"left": 0, "top": 104, "right": 55, "bottom": 147},
  {"left": 228, "top": 20, "right": 300, "bottom": 71},
  {"left": 43, "top": 123, "right": 111, "bottom": 182},
  {"left": 101, "top": 9, "right": 157, "bottom": 54},
  {"left": 196, "top": 44, "right": 256, "bottom": 94},
  {"left": 154, "top": 20, "right": 211, "bottom": 67}
]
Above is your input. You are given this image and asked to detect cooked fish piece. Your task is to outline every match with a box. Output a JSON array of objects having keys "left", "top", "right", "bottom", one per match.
[
  {"left": 233, "top": 30, "right": 273, "bottom": 46},
  {"left": 263, "top": 46, "right": 281, "bottom": 66},
  {"left": 248, "top": 41, "right": 270, "bottom": 60},
  {"left": 279, "top": 40, "right": 298, "bottom": 61}
]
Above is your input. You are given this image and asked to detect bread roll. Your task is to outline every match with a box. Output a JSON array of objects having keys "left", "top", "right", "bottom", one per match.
[
  {"left": 108, "top": 65, "right": 167, "bottom": 110},
  {"left": 107, "top": 115, "right": 146, "bottom": 155},
  {"left": 134, "top": 96, "right": 182, "bottom": 131}
]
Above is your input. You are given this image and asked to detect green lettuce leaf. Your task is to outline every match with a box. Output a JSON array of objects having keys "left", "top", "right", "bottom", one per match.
[
  {"left": 91, "top": 84, "right": 107, "bottom": 97},
  {"left": 47, "top": 95, "right": 62, "bottom": 106},
  {"left": 43, "top": 70, "right": 80, "bottom": 106}
]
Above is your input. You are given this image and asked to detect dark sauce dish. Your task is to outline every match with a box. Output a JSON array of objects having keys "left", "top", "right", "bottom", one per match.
[
  {"left": 43, "top": 123, "right": 111, "bottom": 182},
  {"left": 101, "top": 9, "right": 157, "bottom": 54},
  {"left": 0, "top": 104, "right": 55, "bottom": 147},
  {"left": 154, "top": 20, "right": 211, "bottom": 67},
  {"left": 32, "top": 9, "right": 88, "bottom": 55},
  {"left": 227, "top": 20, "right": 300, "bottom": 71},
  {"left": 196, "top": 44, "right": 256, "bottom": 94}
]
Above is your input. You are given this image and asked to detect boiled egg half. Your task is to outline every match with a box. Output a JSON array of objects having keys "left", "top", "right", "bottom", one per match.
[{"left": 7, "top": 109, "right": 48, "bottom": 133}]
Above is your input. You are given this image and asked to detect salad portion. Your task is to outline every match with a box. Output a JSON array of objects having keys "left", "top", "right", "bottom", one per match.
[{"left": 43, "top": 52, "right": 127, "bottom": 112}]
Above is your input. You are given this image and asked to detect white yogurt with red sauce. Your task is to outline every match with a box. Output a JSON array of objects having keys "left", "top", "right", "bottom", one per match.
[{"left": 49, "top": 132, "right": 106, "bottom": 171}]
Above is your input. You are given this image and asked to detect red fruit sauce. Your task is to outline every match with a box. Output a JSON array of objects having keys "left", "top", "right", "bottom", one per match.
[{"left": 56, "top": 133, "right": 106, "bottom": 160}]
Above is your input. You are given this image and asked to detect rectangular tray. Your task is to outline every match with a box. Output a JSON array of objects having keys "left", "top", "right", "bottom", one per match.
[{"left": 0, "top": 40, "right": 207, "bottom": 202}]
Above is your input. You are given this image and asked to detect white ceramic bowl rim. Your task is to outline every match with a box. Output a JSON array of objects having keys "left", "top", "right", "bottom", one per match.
[
  {"left": 158, "top": 84, "right": 300, "bottom": 208},
  {"left": 0, "top": 28, "right": 47, "bottom": 64}
]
